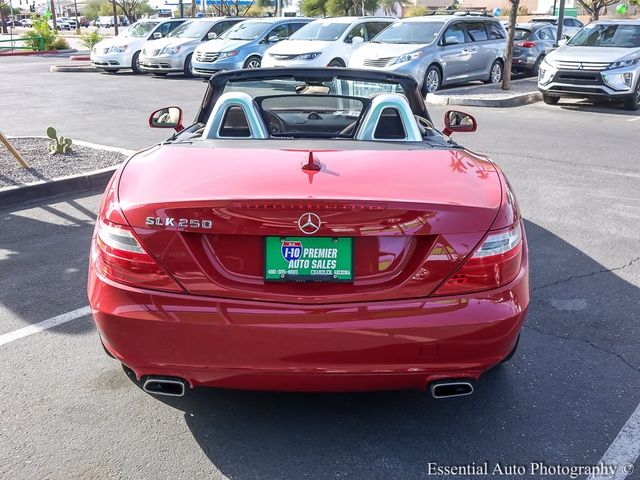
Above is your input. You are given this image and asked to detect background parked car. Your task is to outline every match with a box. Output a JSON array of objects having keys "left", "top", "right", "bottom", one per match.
[
  {"left": 262, "top": 16, "right": 394, "bottom": 68},
  {"left": 91, "top": 18, "right": 186, "bottom": 74},
  {"left": 48, "top": 19, "right": 70, "bottom": 30},
  {"left": 538, "top": 20, "right": 640, "bottom": 110},
  {"left": 191, "top": 17, "right": 312, "bottom": 77},
  {"left": 510, "top": 23, "right": 558, "bottom": 75},
  {"left": 531, "top": 16, "right": 584, "bottom": 37},
  {"left": 20, "top": 18, "right": 33, "bottom": 28},
  {"left": 140, "top": 17, "right": 244, "bottom": 77},
  {"left": 349, "top": 13, "right": 507, "bottom": 94}
]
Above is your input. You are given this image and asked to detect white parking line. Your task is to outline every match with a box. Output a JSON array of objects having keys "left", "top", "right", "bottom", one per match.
[
  {"left": 588, "top": 402, "right": 640, "bottom": 479},
  {"left": 0, "top": 306, "right": 91, "bottom": 347}
]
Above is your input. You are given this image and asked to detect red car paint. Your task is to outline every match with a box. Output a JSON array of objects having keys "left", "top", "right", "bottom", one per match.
[{"left": 88, "top": 71, "right": 529, "bottom": 394}]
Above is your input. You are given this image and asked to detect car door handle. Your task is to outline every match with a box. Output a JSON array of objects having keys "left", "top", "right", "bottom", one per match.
[{"left": 462, "top": 47, "right": 478, "bottom": 53}]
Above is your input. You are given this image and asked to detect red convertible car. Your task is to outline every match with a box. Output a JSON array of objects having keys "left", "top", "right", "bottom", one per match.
[{"left": 88, "top": 68, "right": 529, "bottom": 398}]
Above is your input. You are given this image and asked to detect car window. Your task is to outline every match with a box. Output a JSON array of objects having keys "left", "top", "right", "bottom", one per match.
[
  {"left": 288, "top": 22, "right": 308, "bottom": 36},
  {"left": 365, "top": 21, "right": 391, "bottom": 39},
  {"left": 513, "top": 28, "right": 531, "bottom": 40},
  {"left": 345, "top": 23, "right": 366, "bottom": 43},
  {"left": 537, "top": 27, "right": 554, "bottom": 40},
  {"left": 465, "top": 21, "right": 488, "bottom": 42},
  {"left": 267, "top": 24, "right": 289, "bottom": 40},
  {"left": 442, "top": 22, "right": 466, "bottom": 45},
  {"left": 210, "top": 21, "right": 231, "bottom": 36},
  {"left": 487, "top": 21, "right": 505, "bottom": 39}
]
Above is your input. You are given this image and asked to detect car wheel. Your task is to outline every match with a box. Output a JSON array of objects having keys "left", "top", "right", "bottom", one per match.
[
  {"left": 422, "top": 65, "right": 441, "bottom": 95},
  {"left": 243, "top": 55, "right": 261, "bottom": 69},
  {"left": 532, "top": 56, "right": 543, "bottom": 76},
  {"left": 543, "top": 94, "right": 560, "bottom": 105},
  {"left": 183, "top": 53, "right": 193, "bottom": 78},
  {"left": 327, "top": 58, "right": 345, "bottom": 67},
  {"left": 485, "top": 60, "right": 503, "bottom": 84},
  {"left": 131, "top": 51, "right": 143, "bottom": 74},
  {"left": 623, "top": 81, "right": 640, "bottom": 111}
]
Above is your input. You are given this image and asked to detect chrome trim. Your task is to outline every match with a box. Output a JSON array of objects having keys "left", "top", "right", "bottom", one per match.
[
  {"left": 142, "top": 378, "right": 186, "bottom": 397},
  {"left": 355, "top": 94, "right": 423, "bottom": 142},
  {"left": 430, "top": 381, "right": 474, "bottom": 399},
  {"left": 203, "top": 92, "right": 269, "bottom": 140}
]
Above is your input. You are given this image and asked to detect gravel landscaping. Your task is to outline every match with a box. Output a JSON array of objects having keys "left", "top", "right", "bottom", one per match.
[{"left": 0, "top": 137, "right": 126, "bottom": 187}]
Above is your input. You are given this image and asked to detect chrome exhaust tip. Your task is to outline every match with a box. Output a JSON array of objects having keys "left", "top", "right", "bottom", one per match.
[
  {"left": 142, "top": 377, "right": 186, "bottom": 397},
  {"left": 430, "top": 380, "right": 474, "bottom": 399}
]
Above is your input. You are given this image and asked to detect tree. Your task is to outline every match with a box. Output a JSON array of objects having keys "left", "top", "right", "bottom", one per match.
[
  {"left": 379, "top": 0, "right": 409, "bottom": 15},
  {"left": 404, "top": 5, "right": 428, "bottom": 16},
  {"left": 501, "top": 0, "right": 519, "bottom": 90},
  {"left": 209, "top": 0, "right": 255, "bottom": 16},
  {"left": 112, "top": 0, "right": 153, "bottom": 22},
  {"left": 574, "top": 0, "right": 617, "bottom": 20},
  {"left": 300, "top": 0, "right": 327, "bottom": 16}
]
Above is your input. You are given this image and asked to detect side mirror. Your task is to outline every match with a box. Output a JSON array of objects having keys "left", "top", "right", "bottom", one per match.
[
  {"left": 207, "top": 31, "right": 217, "bottom": 40},
  {"left": 558, "top": 37, "right": 568, "bottom": 45},
  {"left": 149, "top": 106, "right": 184, "bottom": 132},
  {"left": 443, "top": 110, "right": 477, "bottom": 136},
  {"left": 445, "top": 35, "right": 460, "bottom": 45},
  {"left": 351, "top": 35, "right": 364, "bottom": 45},
  {"left": 268, "top": 35, "right": 284, "bottom": 43},
  {"left": 153, "top": 31, "right": 162, "bottom": 39}
]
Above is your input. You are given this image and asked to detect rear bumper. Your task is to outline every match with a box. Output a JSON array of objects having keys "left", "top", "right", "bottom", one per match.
[{"left": 88, "top": 247, "right": 529, "bottom": 392}]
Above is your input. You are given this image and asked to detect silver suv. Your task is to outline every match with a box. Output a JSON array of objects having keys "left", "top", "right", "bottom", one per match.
[
  {"left": 538, "top": 20, "right": 640, "bottom": 110},
  {"left": 349, "top": 13, "right": 507, "bottom": 94}
]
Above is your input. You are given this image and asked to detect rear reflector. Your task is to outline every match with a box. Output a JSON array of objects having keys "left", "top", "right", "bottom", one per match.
[
  {"left": 94, "top": 219, "right": 182, "bottom": 292},
  {"left": 433, "top": 222, "right": 523, "bottom": 296}
]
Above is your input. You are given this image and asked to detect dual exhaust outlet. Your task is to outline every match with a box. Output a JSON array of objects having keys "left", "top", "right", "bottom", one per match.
[{"left": 141, "top": 376, "right": 474, "bottom": 399}]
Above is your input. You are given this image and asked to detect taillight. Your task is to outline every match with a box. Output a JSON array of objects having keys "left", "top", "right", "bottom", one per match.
[
  {"left": 93, "top": 219, "right": 182, "bottom": 292},
  {"left": 433, "top": 222, "right": 523, "bottom": 296},
  {"left": 516, "top": 41, "right": 537, "bottom": 48}
]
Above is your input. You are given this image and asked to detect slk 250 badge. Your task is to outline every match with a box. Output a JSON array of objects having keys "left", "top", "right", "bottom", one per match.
[{"left": 145, "top": 217, "right": 213, "bottom": 229}]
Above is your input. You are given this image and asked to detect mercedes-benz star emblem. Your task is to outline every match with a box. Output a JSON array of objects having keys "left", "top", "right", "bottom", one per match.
[{"left": 298, "top": 213, "right": 321, "bottom": 235}]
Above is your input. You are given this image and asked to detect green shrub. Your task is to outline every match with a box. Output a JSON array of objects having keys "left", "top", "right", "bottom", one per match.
[
  {"left": 46, "top": 127, "right": 73, "bottom": 155},
  {"left": 51, "top": 36, "right": 69, "bottom": 50},
  {"left": 79, "top": 30, "right": 103, "bottom": 49},
  {"left": 21, "top": 19, "right": 58, "bottom": 51},
  {"left": 404, "top": 5, "right": 429, "bottom": 16}
]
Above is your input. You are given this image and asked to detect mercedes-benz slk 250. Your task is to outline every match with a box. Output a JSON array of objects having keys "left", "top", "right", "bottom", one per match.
[{"left": 88, "top": 68, "right": 529, "bottom": 399}]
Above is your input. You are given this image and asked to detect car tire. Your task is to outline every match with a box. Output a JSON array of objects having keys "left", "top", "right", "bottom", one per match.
[
  {"left": 183, "top": 53, "right": 193, "bottom": 78},
  {"left": 422, "top": 65, "right": 441, "bottom": 95},
  {"left": 622, "top": 81, "right": 640, "bottom": 111},
  {"left": 131, "top": 51, "right": 143, "bottom": 74},
  {"left": 327, "top": 58, "right": 345, "bottom": 67},
  {"left": 532, "top": 56, "right": 543, "bottom": 76},
  {"left": 244, "top": 55, "right": 261, "bottom": 69},
  {"left": 543, "top": 94, "right": 560, "bottom": 105},
  {"left": 484, "top": 59, "right": 503, "bottom": 84}
]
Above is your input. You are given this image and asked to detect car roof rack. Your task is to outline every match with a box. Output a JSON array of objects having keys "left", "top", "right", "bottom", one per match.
[{"left": 428, "top": 8, "right": 494, "bottom": 17}]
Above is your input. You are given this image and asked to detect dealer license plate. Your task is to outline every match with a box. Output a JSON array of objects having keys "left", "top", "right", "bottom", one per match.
[{"left": 264, "top": 237, "right": 353, "bottom": 282}]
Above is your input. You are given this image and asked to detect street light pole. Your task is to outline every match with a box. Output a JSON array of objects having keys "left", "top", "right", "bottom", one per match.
[
  {"left": 555, "top": 0, "right": 566, "bottom": 44},
  {"left": 73, "top": 0, "right": 79, "bottom": 34}
]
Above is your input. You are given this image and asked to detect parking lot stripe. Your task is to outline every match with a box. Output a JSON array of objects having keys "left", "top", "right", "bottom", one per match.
[
  {"left": 0, "top": 306, "right": 91, "bottom": 347},
  {"left": 588, "top": 402, "right": 640, "bottom": 479}
]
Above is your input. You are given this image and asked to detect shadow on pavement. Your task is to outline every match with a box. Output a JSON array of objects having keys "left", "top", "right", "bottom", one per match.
[{"left": 122, "top": 219, "right": 639, "bottom": 479}]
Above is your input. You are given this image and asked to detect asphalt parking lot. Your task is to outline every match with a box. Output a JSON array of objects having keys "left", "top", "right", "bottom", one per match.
[{"left": 1, "top": 56, "right": 639, "bottom": 479}]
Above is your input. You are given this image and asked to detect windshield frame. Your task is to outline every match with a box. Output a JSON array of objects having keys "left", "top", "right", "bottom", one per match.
[
  {"left": 126, "top": 21, "right": 160, "bottom": 38},
  {"left": 371, "top": 20, "right": 444, "bottom": 45},
  {"left": 223, "top": 21, "right": 272, "bottom": 41},
  {"left": 567, "top": 23, "right": 640, "bottom": 48},
  {"left": 290, "top": 21, "right": 351, "bottom": 41}
]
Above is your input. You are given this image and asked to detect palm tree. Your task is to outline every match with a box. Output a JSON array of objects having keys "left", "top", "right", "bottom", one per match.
[{"left": 379, "top": 0, "right": 409, "bottom": 16}]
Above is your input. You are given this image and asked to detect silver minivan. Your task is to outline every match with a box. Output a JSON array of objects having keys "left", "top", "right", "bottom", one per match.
[{"left": 349, "top": 13, "right": 506, "bottom": 94}]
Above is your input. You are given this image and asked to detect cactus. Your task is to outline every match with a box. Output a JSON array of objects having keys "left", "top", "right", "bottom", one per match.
[{"left": 47, "top": 127, "right": 73, "bottom": 154}]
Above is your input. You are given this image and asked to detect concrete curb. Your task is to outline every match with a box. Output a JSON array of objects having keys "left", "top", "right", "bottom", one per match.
[
  {"left": 0, "top": 137, "right": 134, "bottom": 209},
  {"left": 426, "top": 91, "right": 542, "bottom": 107},
  {"left": 426, "top": 78, "right": 542, "bottom": 107},
  {"left": 50, "top": 63, "right": 97, "bottom": 72},
  {"left": 0, "top": 49, "right": 77, "bottom": 57}
]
